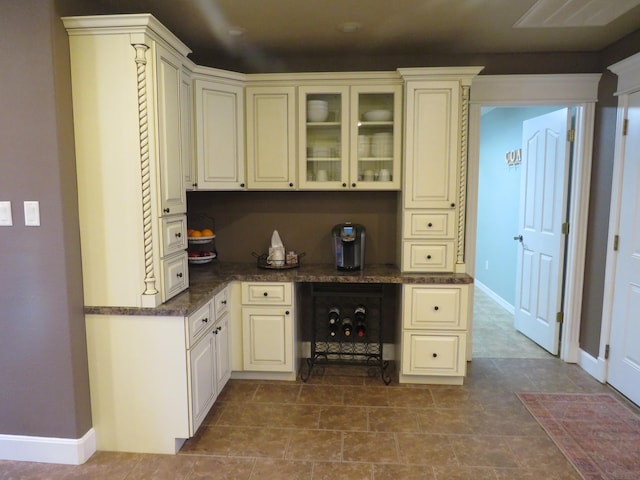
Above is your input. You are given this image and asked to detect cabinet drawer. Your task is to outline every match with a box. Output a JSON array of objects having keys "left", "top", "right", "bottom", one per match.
[
  {"left": 403, "top": 211, "right": 453, "bottom": 238},
  {"left": 161, "top": 252, "right": 189, "bottom": 302},
  {"left": 403, "top": 285, "right": 467, "bottom": 330},
  {"left": 160, "top": 215, "right": 187, "bottom": 257},
  {"left": 402, "top": 332, "right": 466, "bottom": 376},
  {"left": 402, "top": 241, "right": 454, "bottom": 272},
  {"left": 214, "top": 287, "right": 229, "bottom": 319},
  {"left": 242, "top": 282, "right": 292, "bottom": 305},
  {"left": 187, "top": 301, "right": 213, "bottom": 348}
]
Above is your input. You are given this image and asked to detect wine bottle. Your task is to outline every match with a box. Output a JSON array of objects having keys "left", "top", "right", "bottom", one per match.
[
  {"left": 355, "top": 304, "right": 366, "bottom": 337},
  {"left": 328, "top": 306, "right": 340, "bottom": 325},
  {"left": 329, "top": 322, "right": 339, "bottom": 337},
  {"left": 342, "top": 316, "right": 353, "bottom": 336}
]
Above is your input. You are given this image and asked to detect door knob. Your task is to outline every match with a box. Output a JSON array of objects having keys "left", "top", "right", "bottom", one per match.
[{"left": 513, "top": 235, "right": 523, "bottom": 242}]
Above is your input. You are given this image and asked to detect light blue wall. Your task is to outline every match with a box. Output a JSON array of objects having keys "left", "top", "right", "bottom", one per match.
[{"left": 475, "top": 107, "right": 560, "bottom": 306}]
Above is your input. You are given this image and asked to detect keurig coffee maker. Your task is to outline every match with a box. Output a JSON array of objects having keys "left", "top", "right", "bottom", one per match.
[{"left": 332, "top": 223, "right": 365, "bottom": 270}]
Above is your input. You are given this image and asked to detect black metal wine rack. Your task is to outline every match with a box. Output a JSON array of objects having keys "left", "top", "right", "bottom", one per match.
[{"left": 301, "top": 283, "right": 390, "bottom": 384}]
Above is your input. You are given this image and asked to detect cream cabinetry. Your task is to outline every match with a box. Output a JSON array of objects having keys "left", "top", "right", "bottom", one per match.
[
  {"left": 245, "top": 86, "right": 297, "bottom": 189},
  {"left": 193, "top": 68, "right": 246, "bottom": 190},
  {"left": 297, "top": 82, "right": 402, "bottom": 190},
  {"left": 398, "top": 68, "right": 482, "bottom": 273},
  {"left": 64, "top": 14, "right": 192, "bottom": 307},
  {"left": 399, "top": 284, "right": 471, "bottom": 385},
  {"left": 182, "top": 66, "right": 196, "bottom": 190},
  {"left": 240, "top": 282, "right": 297, "bottom": 377}
]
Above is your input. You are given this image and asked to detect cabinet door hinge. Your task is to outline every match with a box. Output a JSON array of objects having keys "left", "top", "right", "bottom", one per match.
[
  {"left": 614, "top": 234, "right": 619, "bottom": 251},
  {"left": 567, "top": 129, "right": 576, "bottom": 142},
  {"left": 562, "top": 222, "right": 570, "bottom": 235},
  {"left": 556, "top": 311, "right": 564, "bottom": 324},
  {"left": 623, "top": 118, "right": 629, "bottom": 136},
  {"left": 605, "top": 344, "right": 610, "bottom": 360}
]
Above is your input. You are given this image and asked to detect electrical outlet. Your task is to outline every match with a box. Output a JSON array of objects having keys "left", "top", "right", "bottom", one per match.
[
  {"left": 24, "top": 201, "right": 40, "bottom": 226},
  {"left": 485, "top": 260, "right": 489, "bottom": 270},
  {"left": 0, "top": 201, "right": 12, "bottom": 226}
]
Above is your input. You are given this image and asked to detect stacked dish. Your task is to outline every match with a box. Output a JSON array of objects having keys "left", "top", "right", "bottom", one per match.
[
  {"left": 307, "top": 100, "right": 329, "bottom": 122},
  {"left": 371, "top": 132, "right": 393, "bottom": 157},
  {"left": 363, "top": 109, "right": 392, "bottom": 121}
]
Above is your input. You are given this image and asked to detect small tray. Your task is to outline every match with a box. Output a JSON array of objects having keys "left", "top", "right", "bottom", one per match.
[
  {"left": 188, "top": 252, "right": 217, "bottom": 264},
  {"left": 252, "top": 252, "right": 305, "bottom": 269},
  {"left": 187, "top": 235, "right": 215, "bottom": 244}
]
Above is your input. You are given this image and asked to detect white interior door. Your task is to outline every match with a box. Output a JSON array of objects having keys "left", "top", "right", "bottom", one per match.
[
  {"left": 514, "top": 108, "right": 571, "bottom": 354},
  {"left": 608, "top": 90, "right": 640, "bottom": 405}
]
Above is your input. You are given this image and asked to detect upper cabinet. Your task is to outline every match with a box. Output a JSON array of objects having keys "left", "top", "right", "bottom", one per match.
[
  {"left": 63, "top": 14, "right": 192, "bottom": 307},
  {"left": 245, "top": 86, "right": 297, "bottom": 190},
  {"left": 298, "top": 83, "right": 402, "bottom": 190},
  {"left": 193, "top": 68, "right": 246, "bottom": 190}
]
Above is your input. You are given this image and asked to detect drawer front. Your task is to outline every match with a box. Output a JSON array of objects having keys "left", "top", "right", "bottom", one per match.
[
  {"left": 242, "top": 282, "right": 292, "bottom": 305},
  {"left": 214, "top": 287, "right": 229, "bottom": 319},
  {"left": 187, "top": 301, "right": 213, "bottom": 348},
  {"left": 161, "top": 252, "right": 189, "bottom": 302},
  {"left": 403, "top": 285, "right": 467, "bottom": 330},
  {"left": 160, "top": 215, "right": 187, "bottom": 257},
  {"left": 404, "top": 211, "right": 453, "bottom": 238},
  {"left": 403, "top": 241, "right": 454, "bottom": 272},
  {"left": 402, "top": 332, "right": 466, "bottom": 376}
]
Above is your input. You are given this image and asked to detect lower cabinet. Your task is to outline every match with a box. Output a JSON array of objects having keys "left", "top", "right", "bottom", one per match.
[
  {"left": 398, "top": 284, "right": 471, "bottom": 385},
  {"left": 239, "top": 282, "right": 297, "bottom": 379}
]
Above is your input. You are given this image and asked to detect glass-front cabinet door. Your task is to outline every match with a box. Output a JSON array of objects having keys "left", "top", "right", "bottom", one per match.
[
  {"left": 298, "top": 86, "right": 349, "bottom": 189},
  {"left": 350, "top": 85, "right": 402, "bottom": 190}
]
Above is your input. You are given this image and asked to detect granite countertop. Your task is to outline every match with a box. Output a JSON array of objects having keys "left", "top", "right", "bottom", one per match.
[{"left": 85, "top": 262, "right": 473, "bottom": 317}]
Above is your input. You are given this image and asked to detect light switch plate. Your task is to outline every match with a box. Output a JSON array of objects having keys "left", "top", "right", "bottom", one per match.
[
  {"left": 24, "top": 201, "right": 40, "bottom": 226},
  {"left": 0, "top": 201, "right": 12, "bottom": 226}
]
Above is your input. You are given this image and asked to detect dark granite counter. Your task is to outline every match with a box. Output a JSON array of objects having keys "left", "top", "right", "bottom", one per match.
[{"left": 85, "top": 262, "right": 473, "bottom": 317}]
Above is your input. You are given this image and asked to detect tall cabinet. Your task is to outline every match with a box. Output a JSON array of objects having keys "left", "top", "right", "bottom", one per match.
[{"left": 64, "top": 14, "right": 192, "bottom": 307}]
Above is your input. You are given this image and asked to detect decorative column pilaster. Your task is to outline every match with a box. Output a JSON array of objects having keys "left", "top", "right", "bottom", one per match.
[
  {"left": 456, "top": 85, "right": 470, "bottom": 266},
  {"left": 133, "top": 42, "right": 159, "bottom": 300}
]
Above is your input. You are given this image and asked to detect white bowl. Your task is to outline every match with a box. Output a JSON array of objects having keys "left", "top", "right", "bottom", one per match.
[
  {"left": 363, "top": 109, "right": 392, "bottom": 121},
  {"left": 307, "top": 109, "right": 329, "bottom": 122}
]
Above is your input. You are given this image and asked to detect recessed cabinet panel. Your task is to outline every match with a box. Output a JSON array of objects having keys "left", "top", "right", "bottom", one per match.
[
  {"left": 242, "top": 282, "right": 292, "bottom": 305},
  {"left": 161, "top": 252, "right": 189, "bottom": 301},
  {"left": 187, "top": 301, "right": 213, "bottom": 348},
  {"left": 404, "top": 211, "right": 454, "bottom": 238},
  {"left": 214, "top": 287, "right": 229, "bottom": 319},
  {"left": 403, "top": 286, "right": 466, "bottom": 330},
  {"left": 156, "top": 47, "right": 187, "bottom": 215},
  {"left": 403, "top": 241, "right": 454, "bottom": 272},
  {"left": 242, "top": 308, "right": 292, "bottom": 371},
  {"left": 402, "top": 332, "right": 465, "bottom": 376},
  {"left": 160, "top": 215, "right": 187, "bottom": 257},
  {"left": 246, "top": 87, "right": 296, "bottom": 189},
  {"left": 181, "top": 70, "right": 195, "bottom": 190},
  {"left": 214, "top": 314, "right": 231, "bottom": 392},
  {"left": 189, "top": 331, "right": 216, "bottom": 434}
]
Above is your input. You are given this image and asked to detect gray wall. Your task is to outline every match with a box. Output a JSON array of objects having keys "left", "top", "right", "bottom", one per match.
[{"left": 0, "top": 1, "right": 91, "bottom": 438}]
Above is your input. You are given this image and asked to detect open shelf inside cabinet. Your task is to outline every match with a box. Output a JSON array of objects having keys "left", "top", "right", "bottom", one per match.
[{"left": 187, "top": 213, "right": 218, "bottom": 264}]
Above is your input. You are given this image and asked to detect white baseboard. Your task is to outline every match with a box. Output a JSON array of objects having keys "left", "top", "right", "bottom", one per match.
[
  {"left": 578, "top": 348, "right": 607, "bottom": 383},
  {"left": 0, "top": 428, "right": 96, "bottom": 465},
  {"left": 473, "top": 279, "right": 515, "bottom": 314}
]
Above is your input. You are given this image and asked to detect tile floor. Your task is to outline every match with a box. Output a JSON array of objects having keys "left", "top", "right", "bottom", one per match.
[{"left": 1, "top": 288, "right": 637, "bottom": 479}]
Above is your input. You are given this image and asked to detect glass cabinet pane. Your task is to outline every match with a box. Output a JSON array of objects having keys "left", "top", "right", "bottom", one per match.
[
  {"left": 355, "top": 92, "right": 396, "bottom": 185},
  {"left": 303, "top": 92, "right": 344, "bottom": 186}
]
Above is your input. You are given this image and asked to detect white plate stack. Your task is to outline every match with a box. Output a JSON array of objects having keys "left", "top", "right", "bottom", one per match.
[
  {"left": 307, "top": 100, "right": 329, "bottom": 122},
  {"left": 371, "top": 132, "right": 393, "bottom": 157},
  {"left": 357, "top": 135, "right": 370, "bottom": 157}
]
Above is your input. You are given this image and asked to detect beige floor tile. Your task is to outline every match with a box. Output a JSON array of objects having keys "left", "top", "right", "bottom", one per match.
[
  {"left": 415, "top": 408, "right": 476, "bottom": 434},
  {"left": 298, "top": 384, "right": 345, "bottom": 405},
  {"left": 342, "top": 431, "right": 399, "bottom": 463},
  {"left": 396, "top": 433, "right": 458, "bottom": 466},
  {"left": 249, "top": 458, "right": 313, "bottom": 479},
  {"left": 181, "top": 425, "right": 290, "bottom": 457},
  {"left": 253, "top": 383, "right": 302, "bottom": 403},
  {"left": 343, "top": 386, "right": 389, "bottom": 406},
  {"left": 448, "top": 435, "right": 520, "bottom": 468},
  {"left": 189, "top": 456, "right": 255, "bottom": 480},
  {"left": 367, "top": 407, "right": 420, "bottom": 432},
  {"left": 285, "top": 430, "right": 343, "bottom": 461},
  {"left": 319, "top": 405, "right": 368, "bottom": 431},
  {"left": 386, "top": 386, "right": 434, "bottom": 408},
  {"left": 216, "top": 381, "right": 259, "bottom": 403},
  {"left": 311, "top": 461, "right": 373, "bottom": 480},
  {"left": 373, "top": 463, "right": 435, "bottom": 479}
]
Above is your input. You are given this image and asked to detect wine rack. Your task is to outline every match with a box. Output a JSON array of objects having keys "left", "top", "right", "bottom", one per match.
[{"left": 301, "top": 283, "right": 390, "bottom": 384}]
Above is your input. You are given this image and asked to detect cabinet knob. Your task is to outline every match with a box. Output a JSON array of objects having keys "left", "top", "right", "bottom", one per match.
[
  {"left": 177, "top": 272, "right": 183, "bottom": 278},
  {"left": 285, "top": 310, "right": 290, "bottom": 315},
  {"left": 175, "top": 232, "right": 182, "bottom": 238},
  {"left": 263, "top": 292, "right": 268, "bottom": 297},
  {"left": 164, "top": 208, "right": 170, "bottom": 213},
  {"left": 216, "top": 326, "right": 222, "bottom": 332},
  {"left": 427, "top": 223, "right": 433, "bottom": 228},
  {"left": 432, "top": 353, "right": 438, "bottom": 358},
  {"left": 221, "top": 300, "right": 227, "bottom": 305},
  {"left": 434, "top": 306, "right": 439, "bottom": 311},
  {"left": 202, "top": 317, "right": 208, "bottom": 323},
  {"left": 426, "top": 255, "right": 432, "bottom": 260},
  {"left": 351, "top": 183, "right": 356, "bottom": 188},
  {"left": 343, "top": 183, "right": 348, "bottom": 188},
  {"left": 289, "top": 182, "right": 294, "bottom": 187},
  {"left": 450, "top": 203, "right": 455, "bottom": 208},
  {"left": 240, "top": 183, "right": 245, "bottom": 188}
]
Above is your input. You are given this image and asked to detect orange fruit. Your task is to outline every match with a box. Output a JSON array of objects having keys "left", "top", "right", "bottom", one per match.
[
  {"left": 187, "top": 229, "right": 196, "bottom": 236},
  {"left": 190, "top": 230, "right": 202, "bottom": 237},
  {"left": 201, "top": 228, "right": 214, "bottom": 237}
]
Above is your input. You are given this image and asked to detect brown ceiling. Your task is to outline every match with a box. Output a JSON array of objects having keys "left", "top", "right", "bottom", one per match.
[{"left": 58, "top": 0, "right": 640, "bottom": 72}]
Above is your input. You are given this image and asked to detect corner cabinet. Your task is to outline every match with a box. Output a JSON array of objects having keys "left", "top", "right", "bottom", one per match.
[
  {"left": 193, "top": 67, "right": 246, "bottom": 190},
  {"left": 398, "top": 68, "right": 483, "bottom": 273},
  {"left": 63, "top": 14, "right": 192, "bottom": 307}
]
